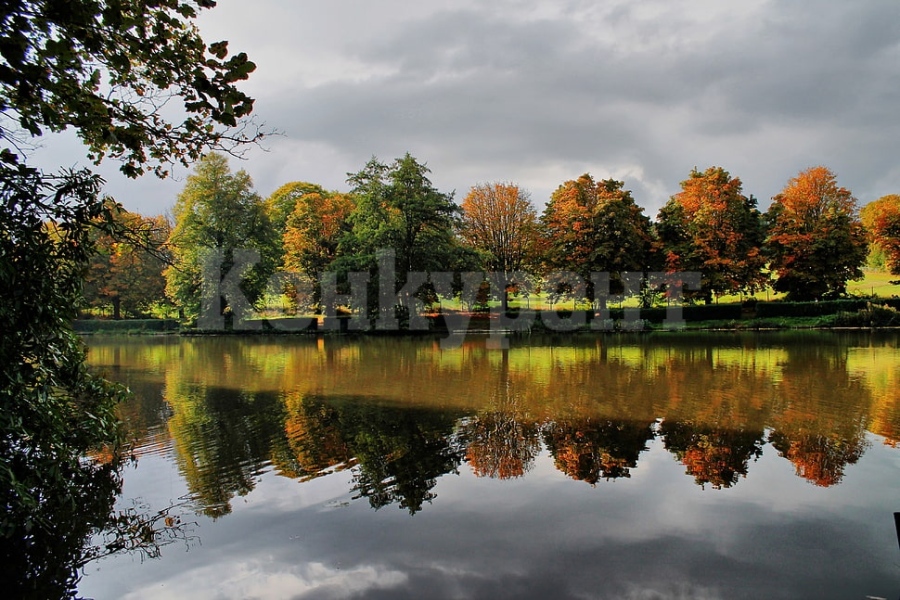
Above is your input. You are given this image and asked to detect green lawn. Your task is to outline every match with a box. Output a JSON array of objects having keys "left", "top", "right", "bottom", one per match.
[
  {"left": 848, "top": 270, "right": 900, "bottom": 297},
  {"left": 253, "top": 269, "right": 900, "bottom": 318}
]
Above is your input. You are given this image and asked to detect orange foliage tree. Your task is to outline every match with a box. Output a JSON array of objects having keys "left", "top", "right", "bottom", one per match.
[
  {"left": 764, "top": 166, "right": 868, "bottom": 300},
  {"left": 265, "top": 181, "right": 328, "bottom": 234},
  {"left": 459, "top": 182, "right": 538, "bottom": 274},
  {"left": 462, "top": 410, "right": 541, "bottom": 479},
  {"left": 656, "top": 166, "right": 767, "bottom": 302},
  {"left": 542, "top": 418, "right": 656, "bottom": 484},
  {"left": 540, "top": 175, "right": 655, "bottom": 303},
  {"left": 282, "top": 191, "right": 356, "bottom": 309},
  {"left": 768, "top": 430, "right": 867, "bottom": 487},
  {"left": 84, "top": 206, "right": 171, "bottom": 319},
  {"left": 660, "top": 420, "right": 764, "bottom": 489},
  {"left": 860, "top": 194, "right": 900, "bottom": 275}
]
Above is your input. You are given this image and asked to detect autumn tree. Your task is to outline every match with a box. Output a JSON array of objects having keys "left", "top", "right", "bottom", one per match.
[
  {"left": 656, "top": 167, "right": 767, "bottom": 302},
  {"left": 661, "top": 421, "right": 765, "bottom": 489},
  {"left": 540, "top": 175, "right": 655, "bottom": 303},
  {"left": 275, "top": 392, "right": 355, "bottom": 482},
  {"left": 0, "top": 1, "right": 260, "bottom": 595},
  {"left": 264, "top": 180, "right": 328, "bottom": 269},
  {"left": 165, "top": 153, "right": 278, "bottom": 322},
  {"left": 768, "top": 430, "right": 866, "bottom": 487},
  {"left": 266, "top": 181, "right": 329, "bottom": 234},
  {"left": 765, "top": 167, "right": 868, "bottom": 300},
  {"left": 860, "top": 194, "right": 900, "bottom": 275},
  {"left": 459, "top": 182, "right": 538, "bottom": 274},
  {"left": 282, "top": 190, "right": 356, "bottom": 309},
  {"left": 84, "top": 206, "right": 171, "bottom": 319},
  {"left": 543, "top": 418, "right": 656, "bottom": 484},
  {"left": 461, "top": 410, "right": 541, "bottom": 479}
]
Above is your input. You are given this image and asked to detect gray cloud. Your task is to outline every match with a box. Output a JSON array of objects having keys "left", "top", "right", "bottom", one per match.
[{"left": 33, "top": 0, "right": 900, "bottom": 218}]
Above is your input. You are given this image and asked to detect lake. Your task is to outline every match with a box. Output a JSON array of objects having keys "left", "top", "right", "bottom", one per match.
[{"left": 77, "top": 332, "right": 900, "bottom": 599}]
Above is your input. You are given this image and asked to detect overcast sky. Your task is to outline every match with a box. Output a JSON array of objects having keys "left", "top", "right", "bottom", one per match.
[{"left": 38, "top": 0, "right": 900, "bottom": 217}]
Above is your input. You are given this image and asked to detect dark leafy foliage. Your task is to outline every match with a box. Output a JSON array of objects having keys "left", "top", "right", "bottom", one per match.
[
  {"left": 0, "top": 0, "right": 260, "bottom": 177},
  {"left": 0, "top": 162, "right": 129, "bottom": 597},
  {"left": 0, "top": 1, "right": 260, "bottom": 596}
]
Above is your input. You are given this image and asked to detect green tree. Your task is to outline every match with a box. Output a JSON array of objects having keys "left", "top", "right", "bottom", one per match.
[
  {"left": 165, "top": 152, "right": 278, "bottom": 323},
  {"left": 540, "top": 175, "right": 655, "bottom": 303},
  {"left": 346, "top": 153, "right": 460, "bottom": 273},
  {"left": 336, "top": 401, "right": 465, "bottom": 514},
  {"left": 656, "top": 167, "right": 767, "bottom": 302},
  {"left": 0, "top": 2, "right": 259, "bottom": 595},
  {"left": 765, "top": 166, "right": 868, "bottom": 300},
  {"left": 339, "top": 153, "right": 472, "bottom": 315}
]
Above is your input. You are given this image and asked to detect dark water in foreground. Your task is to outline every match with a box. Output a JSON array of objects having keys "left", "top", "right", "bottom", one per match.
[{"left": 78, "top": 332, "right": 900, "bottom": 599}]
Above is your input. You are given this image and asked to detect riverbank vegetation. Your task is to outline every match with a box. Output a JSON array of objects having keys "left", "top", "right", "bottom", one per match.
[{"left": 80, "top": 155, "right": 900, "bottom": 331}]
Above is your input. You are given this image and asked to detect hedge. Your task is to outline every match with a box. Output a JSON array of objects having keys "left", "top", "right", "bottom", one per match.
[
  {"left": 753, "top": 298, "right": 900, "bottom": 318},
  {"left": 599, "top": 303, "right": 742, "bottom": 323},
  {"left": 73, "top": 318, "right": 180, "bottom": 333}
]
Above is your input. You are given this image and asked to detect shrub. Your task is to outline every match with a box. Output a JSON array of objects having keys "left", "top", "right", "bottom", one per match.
[
  {"left": 826, "top": 304, "right": 900, "bottom": 327},
  {"left": 755, "top": 300, "right": 869, "bottom": 318}
]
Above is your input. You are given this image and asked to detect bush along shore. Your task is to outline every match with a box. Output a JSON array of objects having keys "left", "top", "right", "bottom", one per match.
[{"left": 74, "top": 298, "right": 900, "bottom": 336}]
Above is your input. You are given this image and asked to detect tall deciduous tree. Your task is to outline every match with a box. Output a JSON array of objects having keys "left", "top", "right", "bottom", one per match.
[
  {"left": 0, "top": 1, "right": 260, "bottom": 595},
  {"left": 541, "top": 175, "right": 654, "bottom": 302},
  {"left": 860, "top": 194, "right": 900, "bottom": 275},
  {"left": 346, "top": 153, "right": 460, "bottom": 274},
  {"left": 339, "top": 153, "right": 471, "bottom": 315},
  {"left": 283, "top": 190, "right": 356, "bottom": 308},
  {"left": 266, "top": 181, "right": 329, "bottom": 234},
  {"left": 657, "top": 167, "right": 767, "bottom": 302},
  {"left": 165, "top": 152, "right": 278, "bottom": 322},
  {"left": 459, "top": 182, "right": 538, "bottom": 274},
  {"left": 84, "top": 206, "right": 171, "bottom": 319},
  {"left": 765, "top": 166, "right": 868, "bottom": 300}
]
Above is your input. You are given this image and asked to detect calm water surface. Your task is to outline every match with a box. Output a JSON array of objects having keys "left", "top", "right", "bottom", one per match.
[{"left": 78, "top": 332, "right": 900, "bottom": 599}]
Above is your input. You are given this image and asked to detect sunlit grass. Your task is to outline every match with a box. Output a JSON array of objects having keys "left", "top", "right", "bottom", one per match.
[
  {"left": 848, "top": 270, "right": 900, "bottom": 298},
  {"left": 226, "top": 269, "right": 900, "bottom": 319}
]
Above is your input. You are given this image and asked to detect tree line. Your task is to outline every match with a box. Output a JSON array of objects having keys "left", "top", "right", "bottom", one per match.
[{"left": 90, "top": 152, "right": 900, "bottom": 321}]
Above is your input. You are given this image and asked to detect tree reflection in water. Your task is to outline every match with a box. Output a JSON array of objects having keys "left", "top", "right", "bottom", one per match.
[
  {"left": 461, "top": 411, "right": 542, "bottom": 479},
  {"left": 165, "top": 381, "right": 286, "bottom": 518},
  {"left": 543, "top": 418, "right": 656, "bottom": 484},
  {"left": 116, "top": 333, "right": 900, "bottom": 517},
  {"left": 1, "top": 451, "right": 197, "bottom": 599},
  {"left": 661, "top": 421, "right": 765, "bottom": 489},
  {"left": 278, "top": 394, "right": 466, "bottom": 514},
  {"left": 61, "top": 333, "right": 900, "bottom": 597}
]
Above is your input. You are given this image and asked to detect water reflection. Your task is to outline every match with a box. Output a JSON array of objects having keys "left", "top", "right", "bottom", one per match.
[
  {"left": 83, "top": 332, "right": 900, "bottom": 518},
  {"left": 165, "top": 383, "right": 286, "bottom": 518},
  {"left": 661, "top": 421, "right": 764, "bottom": 489},
  {"left": 77, "top": 332, "right": 900, "bottom": 599},
  {"left": 543, "top": 418, "right": 655, "bottom": 483}
]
